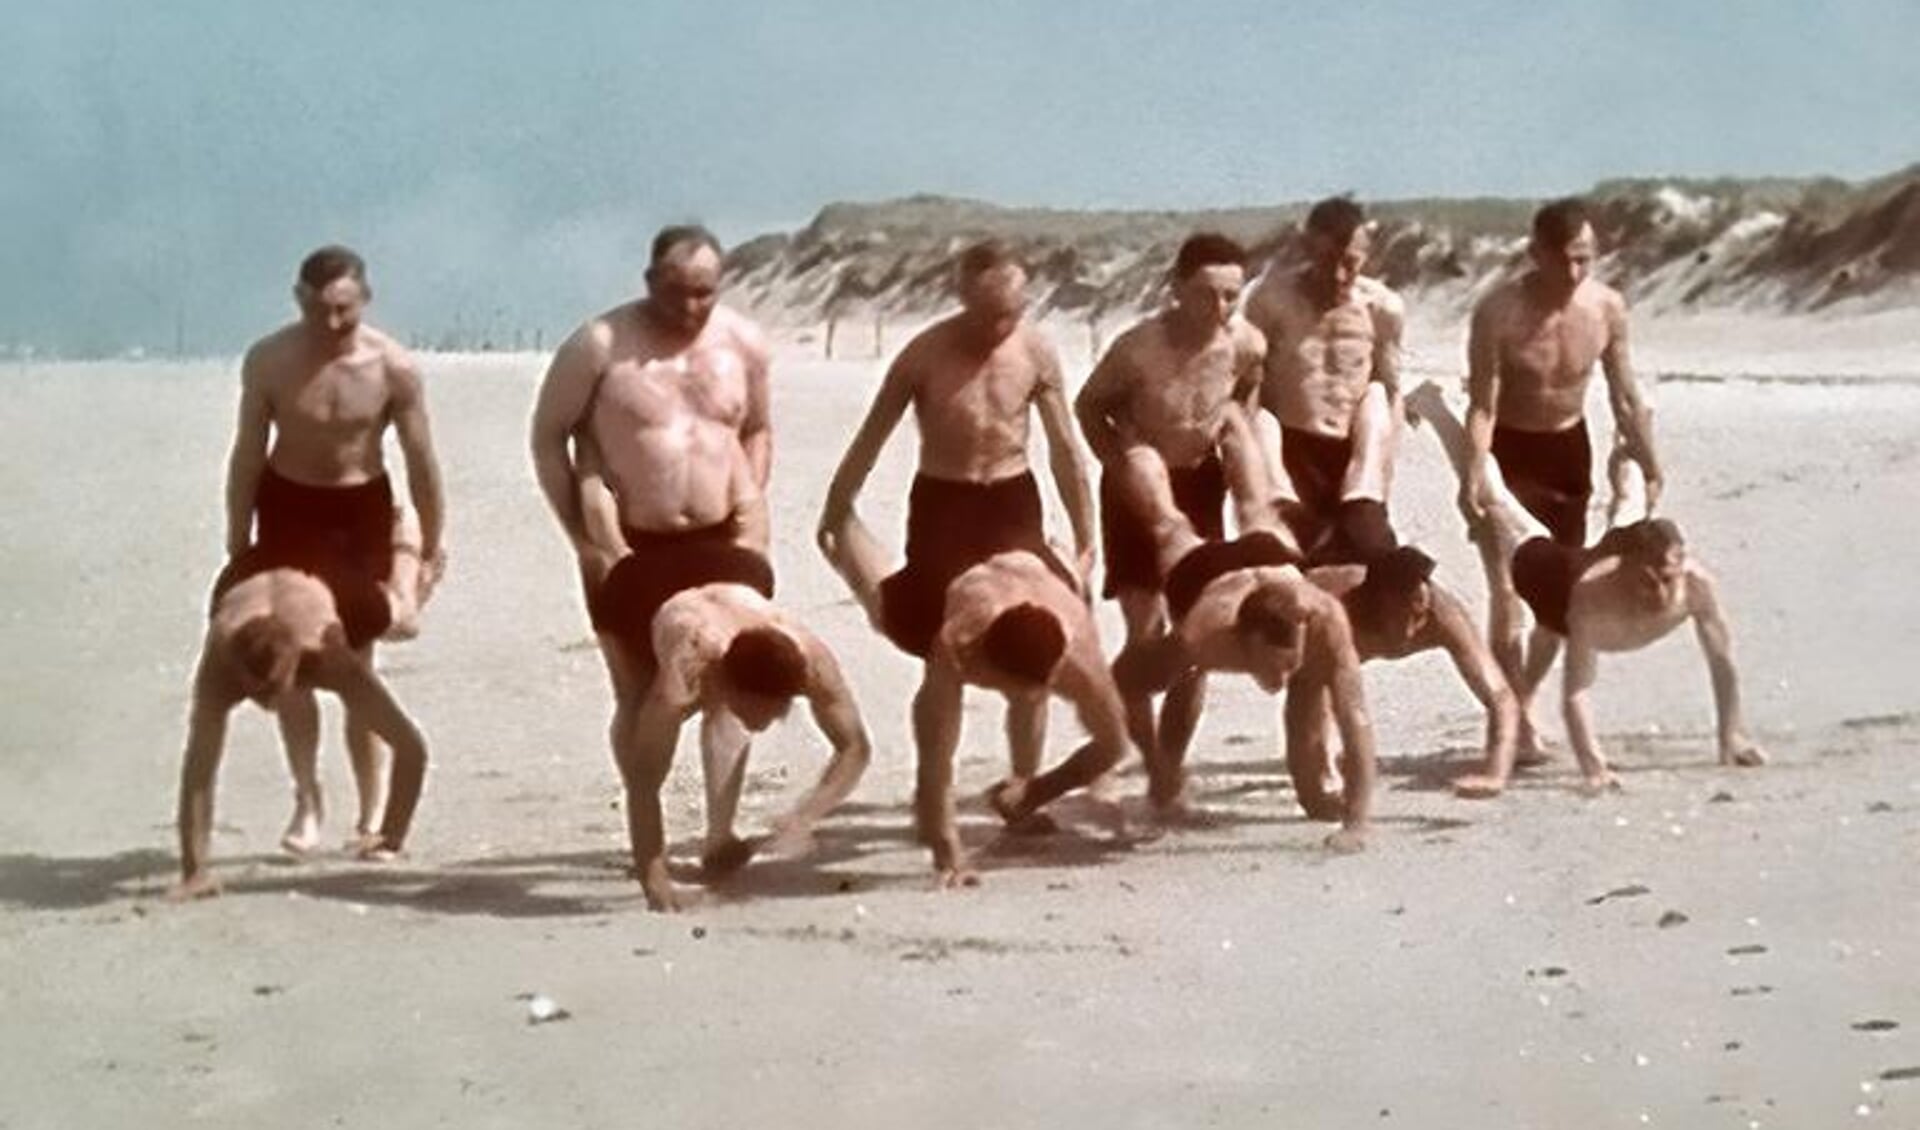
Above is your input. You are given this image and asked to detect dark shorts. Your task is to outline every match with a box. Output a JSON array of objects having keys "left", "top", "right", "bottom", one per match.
[
  {"left": 1510, "top": 536, "right": 1580, "bottom": 636},
  {"left": 1100, "top": 452, "right": 1227, "bottom": 598},
  {"left": 1493, "top": 420, "right": 1593, "bottom": 547},
  {"left": 1279, "top": 427, "right": 1398, "bottom": 566},
  {"left": 590, "top": 521, "right": 775, "bottom": 667},
  {"left": 210, "top": 467, "right": 399, "bottom": 649},
  {"left": 879, "top": 471, "right": 1050, "bottom": 658},
  {"left": 1164, "top": 531, "right": 1298, "bottom": 621}
]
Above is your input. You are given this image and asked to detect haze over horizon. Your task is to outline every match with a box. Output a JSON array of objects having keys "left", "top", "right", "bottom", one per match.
[{"left": 4, "top": 2, "right": 1917, "bottom": 356}]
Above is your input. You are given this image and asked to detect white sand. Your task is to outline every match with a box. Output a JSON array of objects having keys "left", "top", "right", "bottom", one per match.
[{"left": 2, "top": 315, "right": 1918, "bottom": 1128}]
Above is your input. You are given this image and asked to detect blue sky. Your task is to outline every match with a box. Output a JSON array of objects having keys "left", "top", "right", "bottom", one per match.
[{"left": 3, "top": 1, "right": 1916, "bottom": 353}]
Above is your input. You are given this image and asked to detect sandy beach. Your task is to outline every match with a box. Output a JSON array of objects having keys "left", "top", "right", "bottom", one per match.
[{"left": 3, "top": 312, "right": 1918, "bottom": 1129}]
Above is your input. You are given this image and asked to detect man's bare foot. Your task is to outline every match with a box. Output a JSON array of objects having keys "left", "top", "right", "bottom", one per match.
[
  {"left": 281, "top": 804, "right": 323, "bottom": 855},
  {"left": 1298, "top": 791, "right": 1347, "bottom": 823},
  {"left": 700, "top": 836, "right": 759, "bottom": 878},
  {"left": 1514, "top": 725, "right": 1557, "bottom": 769},
  {"left": 639, "top": 862, "right": 689, "bottom": 912},
  {"left": 1451, "top": 773, "right": 1507, "bottom": 799},
  {"left": 759, "top": 815, "right": 816, "bottom": 860},
  {"left": 934, "top": 864, "right": 981, "bottom": 890},
  {"left": 167, "top": 873, "right": 223, "bottom": 901},
  {"left": 1323, "top": 827, "right": 1367, "bottom": 854},
  {"left": 1577, "top": 771, "right": 1623, "bottom": 797},
  {"left": 1720, "top": 741, "right": 1768, "bottom": 768},
  {"left": 352, "top": 832, "right": 401, "bottom": 862},
  {"left": 1149, "top": 793, "right": 1217, "bottom": 829}
]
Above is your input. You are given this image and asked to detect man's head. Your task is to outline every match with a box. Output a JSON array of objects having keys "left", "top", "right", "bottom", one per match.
[
  {"left": 1350, "top": 546, "right": 1438, "bottom": 642},
  {"left": 1234, "top": 584, "right": 1303, "bottom": 692},
  {"left": 230, "top": 614, "right": 302, "bottom": 707},
  {"left": 644, "top": 224, "right": 725, "bottom": 338},
  {"left": 980, "top": 603, "right": 1068, "bottom": 688},
  {"left": 1169, "top": 232, "right": 1247, "bottom": 333},
  {"left": 293, "top": 245, "right": 370, "bottom": 344},
  {"left": 718, "top": 626, "right": 809, "bottom": 732},
  {"left": 1613, "top": 518, "right": 1687, "bottom": 605},
  {"left": 954, "top": 240, "right": 1029, "bottom": 348},
  {"left": 1529, "top": 198, "right": 1598, "bottom": 299},
  {"left": 1303, "top": 196, "right": 1371, "bottom": 304}
]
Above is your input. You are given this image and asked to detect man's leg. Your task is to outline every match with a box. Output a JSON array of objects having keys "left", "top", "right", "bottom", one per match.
[
  {"left": 318, "top": 654, "right": 430, "bottom": 859},
  {"left": 912, "top": 663, "right": 976, "bottom": 888},
  {"left": 276, "top": 687, "right": 325, "bottom": 853},
  {"left": 1341, "top": 382, "right": 1400, "bottom": 503},
  {"left": 342, "top": 644, "right": 391, "bottom": 841},
  {"left": 1283, "top": 680, "right": 1345, "bottom": 821},
  {"left": 699, "top": 709, "right": 757, "bottom": 876},
  {"left": 615, "top": 711, "right": 683, "bottom": 912},
  {"left": 818, "top": 510, "right": 896, "bottom": 630}
]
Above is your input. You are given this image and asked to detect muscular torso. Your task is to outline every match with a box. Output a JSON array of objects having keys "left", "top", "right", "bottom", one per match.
[
  {"left": 589, "top": 306, "right": 759, "bottom": 531},
  {"left": 1484, "top": 278, "right": 1617, "bottom": 432},
  {"left": 1093, "top": 315, "right": 1260, "bottom": 468},
  {"left": 1252, "top": 274, "right": 1395, "bottom": 437},
  {"left": 909, "top": 322, "right": 1049, "bottom": 482},
  {"left": 253, "top": 326, "right": 401, "bottom": 486}
]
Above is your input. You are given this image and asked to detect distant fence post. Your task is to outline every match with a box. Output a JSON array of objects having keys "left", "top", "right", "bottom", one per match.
[{"left": 825, "top": 315, "right": 837, "bottom": 359}]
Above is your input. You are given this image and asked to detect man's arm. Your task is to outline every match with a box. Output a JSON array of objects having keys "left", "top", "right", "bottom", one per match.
[
  {"left": 1030, "top": 340, "right": 1098, "bottom": 567},
  {"left": 817, "top": 348, "right": 916, "bottom": 539},
  {"left": 737, "top": 321, "right": 774, "bottom": 488},
  {"left": 1688, "top": 570, "right": 1766, "bottom": 766},
  {"left": 528, "top": 324, "right": 605, "bottom": 555},
  {"left": 769, "top": 642, "right": 872, "bottom": 850},
  {"left": 223, "top": 350, "right": 273, "bottom": 557},
  {"left": 1370, "top": 288, "right": 1406, "bottom": 397},
  {"left": 1559, "top": 631, "right": 1614, "bottom": 792},
  {"left": 1232, "top": 319, "right": 1268, "bottom": 413},
  {"left": 1459, "top": 295, "right": 1503, "bottom": 527},
  {"left": 1071, "top": 342, "right": 1134, "bottom": 466},
  {"left": 314, "top": 643, "right": 431, "bottom": 855},
  {"left": 174, "top": 652, "right": 239, "bottom": 897},
  {"left": 387, "top": 349, "right": 447, "bottom": 570},
  {"left": 1425, "top": 585, "right": 1520, "bottom": 795},
  {"left": 1599, "top": 291, "right": 1662, "bottom": 513},
  {"left": 1309, "top": 599, "right": 1375, "bottom": 849}
]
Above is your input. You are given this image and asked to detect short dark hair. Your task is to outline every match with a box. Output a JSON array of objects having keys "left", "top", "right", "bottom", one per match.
[
  {"left": 721, "top": 627, "right": 809, "bottom": 700},
  {"left": 1532, "top": 198, "right": 1594, "bottom": 249},
  {"left": 1358, "top": 545, "right": 1437, "bottom": 604},
  {"left": 956, "top": 239, "right": 1023, "bottom": 282},
  {"left": 651, "top": 224, "right": 723, "bottom": 267},
  {"left": 1172, "top": 232, "right": 1247, "bottom": 280},
  {"left": 1305, "top": 196, "right": 1367, "bottom": 245},
  {"left": 297, "top": 245, "right": 367, "bottom": 291},
  {"left": 1613, "top": 518, "right": 1685, "bottom": 565},
  {"left": 980, "top": 603, "right": 1066, "bottom": 687},
  {"left": 1234, "top": 586, "right": 1300, "bottom": 649},
  {"left": 231, "top": 614, "right": 300, "bottom": 700}
]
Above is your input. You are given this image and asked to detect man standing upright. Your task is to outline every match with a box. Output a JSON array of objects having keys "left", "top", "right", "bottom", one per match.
[
  {"left": 529, "top": 225, "right": 778, "bottom": 879},
  {"left": 817, "top": 240, "right": 1097, "bottom": 816},
  {"left": 1244, "top": 196, "right": 1405, "bottom": 564},
  {"left": 1457, "top": 198, "right": 1663, "bottom": 761},
  {"left": 223, "top": 245, "right": 446, "bottom": 852},
  {"left": 1074, "top": 233, "right": 1267, "bottom": 815}
]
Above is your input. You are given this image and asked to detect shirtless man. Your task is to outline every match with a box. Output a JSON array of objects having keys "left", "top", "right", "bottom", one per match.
[
  {"left": 1073, "top": 233, "right": 1267, "bottom": 802},
  {"left": 224, "top": 245, "right": 446, "bottom": 853},
  {"left": 1105, "top": 407, "right": 1376, "bottom": 851},
  {"left": 1287, "top": 546, "right": 1520, "bottom": 803},
  {"left": 530, "top": 225, "right": 777, "bottom": 888},
  {"left": 606, "top": 501, "right": 872, "bottom": 911},
  {"left": 174, "top": 567, "right": 429, "bottom": 900},
  {"left": 1244, "top": 196, "right": 1405, "bottom": 564},
  {"left": 1412, "top": 382, "right": 1758, "bottom": 795},
  {"left": 824, "top": 511, "right": 1132, "bottom": 887},
  {"left": 818, "top": 240, "right": 1096, "bottom": 810},
  {"left": 1458, "top": 199, "right": 1663, "bottom": 761}
]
